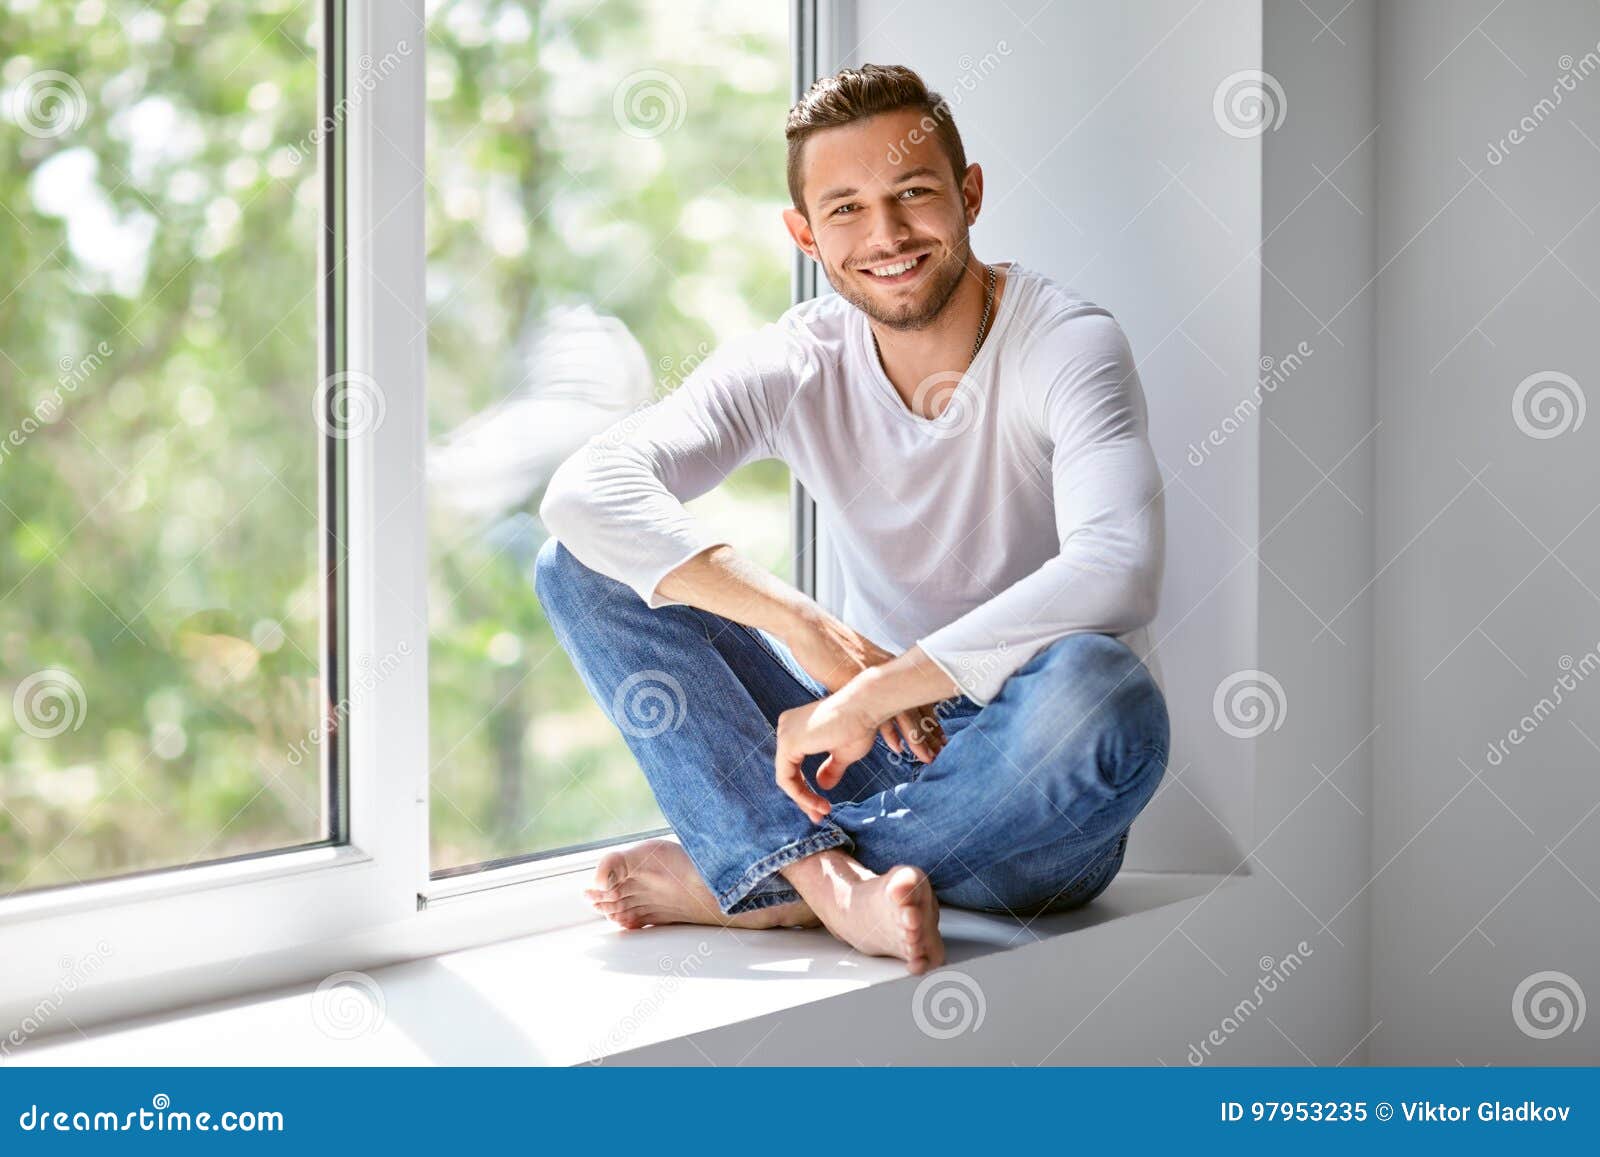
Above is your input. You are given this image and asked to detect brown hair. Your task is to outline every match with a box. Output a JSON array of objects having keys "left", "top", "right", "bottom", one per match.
[{"left": 785, "top": 64, "right": 968, "bottom": 216}]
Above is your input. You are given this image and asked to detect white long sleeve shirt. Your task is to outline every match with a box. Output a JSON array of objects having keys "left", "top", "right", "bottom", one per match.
[{"left": 540, "top": 261, "right": 1164, "bottom": 705}]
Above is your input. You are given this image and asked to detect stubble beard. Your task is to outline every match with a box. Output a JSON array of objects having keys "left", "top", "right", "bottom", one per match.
[{"left": 826, "top": 231, "right": 974, "bottom": 333}]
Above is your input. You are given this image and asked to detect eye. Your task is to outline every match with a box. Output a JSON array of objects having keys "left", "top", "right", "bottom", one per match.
[
  {"left": 899, "top": 186, "right": 931, "bottom": 199},
  {"left": 831, "top": 202, "right": 860, "bottom": 217}
]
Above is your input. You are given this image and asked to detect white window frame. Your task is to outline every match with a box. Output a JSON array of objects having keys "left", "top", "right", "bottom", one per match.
[{"left": 0, "top": 0, "right": 839, "bottom": 1039}]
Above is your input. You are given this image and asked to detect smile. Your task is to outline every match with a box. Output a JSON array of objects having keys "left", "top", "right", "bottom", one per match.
[{"left": 859, "top": 252, "right": 930, "bottom": 283}]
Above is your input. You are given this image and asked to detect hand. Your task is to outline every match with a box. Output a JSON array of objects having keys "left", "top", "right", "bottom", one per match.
[
  {"left": 773, "top": 690, "right": 883, "bottom": 823},
  {"left": 782, "top": 609, "right": 946, "bottom": 763}
]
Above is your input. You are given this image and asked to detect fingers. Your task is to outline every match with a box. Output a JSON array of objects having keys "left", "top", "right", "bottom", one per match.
[
  {"left": 815, "top": 752, "right": 849, "bottom": 791},
  {"left": 879, "top": 722, "right": 904, "bottom": 755},
  {"left": 776, "top": 749, "right": 831, "bottom": 823},
  {"left": 895, "top": 712, "right": 933, "bottom": 763},
  {"left": 895, "top": 709, "right": 947, "bottom": 764}
]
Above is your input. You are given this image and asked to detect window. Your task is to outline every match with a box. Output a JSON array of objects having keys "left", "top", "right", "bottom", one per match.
[
  {"left": 0, "top": 0, "right": 823, "bottom": 1036},
  {"left": 423, "top": 0, "right": 795, "bottom": 872},
  {"left": 0, "top": 0, "right": 339, "bottom": 895}
]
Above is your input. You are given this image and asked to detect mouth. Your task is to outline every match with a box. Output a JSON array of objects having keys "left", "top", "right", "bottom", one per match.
[{"left": 856, "top": 251, "right": 931, "bottom": 286}]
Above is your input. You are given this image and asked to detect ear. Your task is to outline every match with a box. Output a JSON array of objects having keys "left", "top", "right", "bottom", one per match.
[
  {"left": 960, "top": 162, "right": 985, "bottom": 227},
  {"left": 782, "top": 206, "right": 819, "bottom": 262}
]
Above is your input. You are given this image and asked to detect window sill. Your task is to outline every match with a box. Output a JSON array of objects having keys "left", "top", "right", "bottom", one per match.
[
  {"left": 8, "top": 869, "right": 1241, "bottom": 1067},
  {"left": 0, "top": 845, "right": 368, "bottom": 928}
]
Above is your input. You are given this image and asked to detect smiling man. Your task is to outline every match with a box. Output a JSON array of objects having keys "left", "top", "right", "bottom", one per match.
[{"left": 535, "top": 64, "right": 1169, "bottom": 973}]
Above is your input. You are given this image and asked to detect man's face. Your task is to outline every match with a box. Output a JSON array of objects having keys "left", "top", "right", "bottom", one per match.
[{"left": 785, "top": 108, "right": 980, "bottom": 332}]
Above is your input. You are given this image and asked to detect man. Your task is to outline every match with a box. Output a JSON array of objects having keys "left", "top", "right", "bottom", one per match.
[{"left": 536, "top": 64, "right": 1168, "bottom": 974}]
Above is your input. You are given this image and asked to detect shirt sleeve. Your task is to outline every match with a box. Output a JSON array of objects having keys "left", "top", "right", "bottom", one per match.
[
  {"left": 538, "top": 326, "right": 800, "bottom": 608},
  {"left": 915, "top": 308, "right": 1165, "bottom": 704}
]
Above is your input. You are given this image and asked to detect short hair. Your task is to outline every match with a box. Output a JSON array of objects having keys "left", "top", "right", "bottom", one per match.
[{"left": 784, "top": 64, "right": 968, "bottom": 216}]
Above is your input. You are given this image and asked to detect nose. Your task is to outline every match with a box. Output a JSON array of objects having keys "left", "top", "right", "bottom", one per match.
[{"left": 863, "top": 198, "right": 914, "bottom": 257}]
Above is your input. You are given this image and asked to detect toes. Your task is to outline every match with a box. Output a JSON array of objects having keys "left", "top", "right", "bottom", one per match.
[
  {"left": 601, "top": 906, "right": 648, "bottom": 929},
  {"left": 595, "top": 849, "right": 630, "bottom": 891},
  {"left": 883, "top": 866, "right": 944, "bottom": 972},
  {"left": 884, "top": 865, "right": 927, "bottom": 904}
]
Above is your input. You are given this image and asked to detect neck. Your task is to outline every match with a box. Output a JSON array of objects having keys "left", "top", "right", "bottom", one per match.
[{"left": 869, "top": 254, "right": 1004, "bottom": 417}]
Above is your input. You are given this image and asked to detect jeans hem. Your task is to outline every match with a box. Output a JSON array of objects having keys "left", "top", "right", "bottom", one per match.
[{"left": 716, "top": 824, "right": 853, "bottom": 915}]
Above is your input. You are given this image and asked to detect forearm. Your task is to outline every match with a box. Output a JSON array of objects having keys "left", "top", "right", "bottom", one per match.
[
  {"left": 838, "top": 646, "right": 958, "bottom": 725},
  {"left": 654, "top": 543, "right": 818, "bottom": 639}
]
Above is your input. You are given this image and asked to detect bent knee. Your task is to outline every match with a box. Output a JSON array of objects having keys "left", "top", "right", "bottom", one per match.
[{"left": 1041, "top": 634, "right": 1169, "bottom": 789}]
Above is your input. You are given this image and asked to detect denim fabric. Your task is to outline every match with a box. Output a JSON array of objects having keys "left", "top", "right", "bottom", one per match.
[{"left": 535, "top": 538, "right": 1170, "bottom": 918}]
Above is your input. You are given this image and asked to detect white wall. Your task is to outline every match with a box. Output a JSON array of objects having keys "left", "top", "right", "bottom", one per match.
[
  {"left": 1370, "top": 0, "right": 1600, "bottom": 1063},
  {"left": 1255, "top": 0, "right": 1380, "bottom": 1067}
]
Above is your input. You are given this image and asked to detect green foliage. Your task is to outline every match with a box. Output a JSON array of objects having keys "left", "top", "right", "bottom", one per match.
[
  {"left": 426, "top": 0, "right": 793, "bottom": 866},
  {"left": 0, "top": 0, "right": 792, "bottom": 889}
]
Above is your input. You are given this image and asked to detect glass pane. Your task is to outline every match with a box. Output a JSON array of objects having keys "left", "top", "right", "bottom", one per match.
[
  {"left": 0, "top": 1, "right": 331, "bottom": 893},
  {"left": 426, "top": 0, "right": 792, "bottom": 869}
]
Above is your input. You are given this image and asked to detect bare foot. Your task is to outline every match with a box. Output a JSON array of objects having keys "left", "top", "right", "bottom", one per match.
[
  {"left": 584, "top": 838, "right": 820, "bottom": 931},
  {"left": 782, "top": 851, "right": 945, "bottom": 974}
]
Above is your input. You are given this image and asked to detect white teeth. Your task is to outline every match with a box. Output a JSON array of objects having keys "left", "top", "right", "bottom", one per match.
[{"left": 866, "top": 256, "right": 920, "bottom": 277}]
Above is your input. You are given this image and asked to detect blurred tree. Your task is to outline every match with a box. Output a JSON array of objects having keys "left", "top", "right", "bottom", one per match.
[
  {"left": 425, "top": 0, "right": 793, "bottom": 867},
  {"left": 0, "top": 0, "right": 794, "bottom": 889},
  {"left": 1, "top": 0, "right": 330, "bottom": 891}
]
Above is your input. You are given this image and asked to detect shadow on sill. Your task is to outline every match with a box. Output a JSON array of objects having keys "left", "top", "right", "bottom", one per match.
[{"left": 574, "top": 868, "right": 1243, "bottom": 986}]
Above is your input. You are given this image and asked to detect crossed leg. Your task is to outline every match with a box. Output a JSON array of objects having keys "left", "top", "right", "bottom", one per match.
[{"left": 536, "top": 539, "right": 1169, "bottom": 973}]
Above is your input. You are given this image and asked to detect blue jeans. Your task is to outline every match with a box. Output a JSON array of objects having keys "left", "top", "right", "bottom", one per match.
[{"left": 534, "top": 539, "right": 1170, "bottom": 918}]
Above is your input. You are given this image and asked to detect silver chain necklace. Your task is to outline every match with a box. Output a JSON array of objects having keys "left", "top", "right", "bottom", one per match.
[{"left": 971, "top": 262, "right": 997, "bottom": 362}]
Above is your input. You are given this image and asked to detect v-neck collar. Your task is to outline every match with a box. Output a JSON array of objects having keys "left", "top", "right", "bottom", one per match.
[{"left": 857, "top": 260, "right": 1025, "bottom": 431}]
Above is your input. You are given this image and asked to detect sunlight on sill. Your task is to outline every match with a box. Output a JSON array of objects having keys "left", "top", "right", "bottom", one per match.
[{"left": 13, "top": 870, "right": 1239, "bottom": 1067}]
